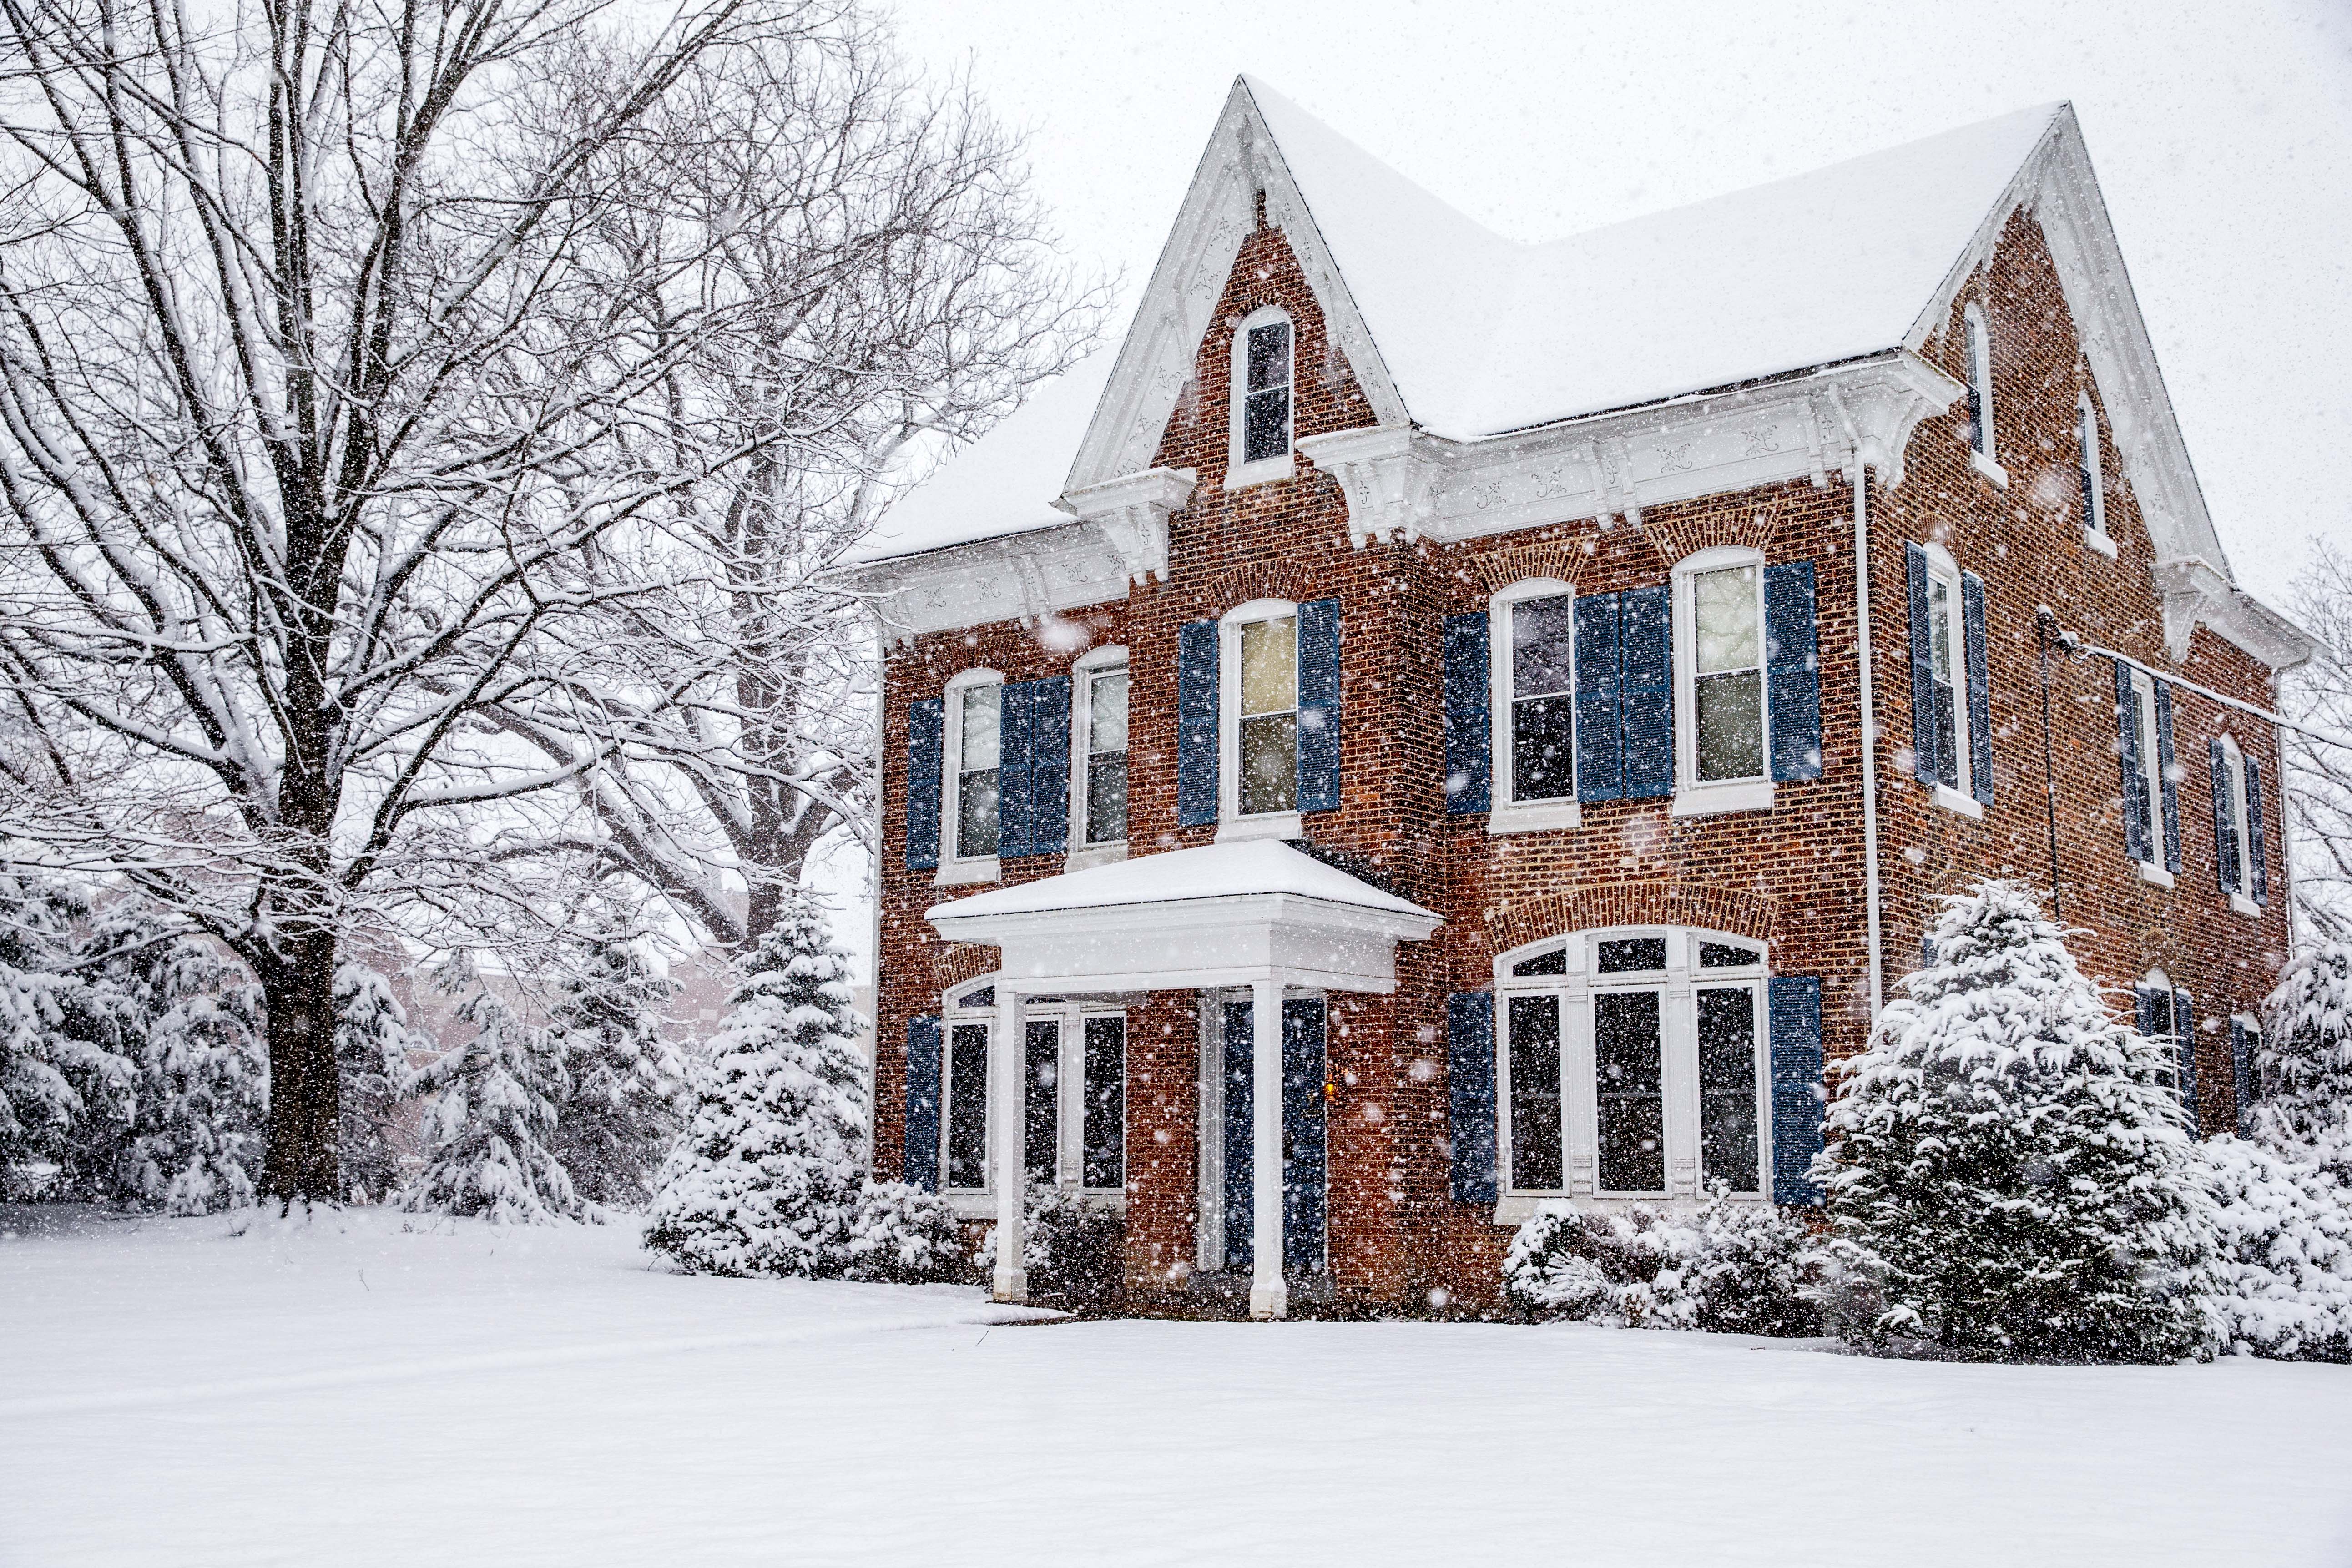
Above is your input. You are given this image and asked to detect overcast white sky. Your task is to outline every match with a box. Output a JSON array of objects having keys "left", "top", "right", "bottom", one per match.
[{"left": 818, "top": 0, "right": 2352, "bottom": 978}]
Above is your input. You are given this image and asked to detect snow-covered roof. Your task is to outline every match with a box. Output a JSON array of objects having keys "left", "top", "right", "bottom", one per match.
[
  {"left": 1248, "top": 81, "right": 2062, "bottom": 439},
  {"left": 925, "top": 840, "right": 1435, "bottom": 923}
]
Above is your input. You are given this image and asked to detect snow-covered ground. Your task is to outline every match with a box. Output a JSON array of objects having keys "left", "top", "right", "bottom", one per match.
[{"left": 4, "top": 1208, "right": 2347, "bottom": 1568}]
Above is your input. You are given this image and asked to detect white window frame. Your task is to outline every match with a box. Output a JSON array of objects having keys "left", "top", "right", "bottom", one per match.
[
  {"left": 937, "top": 977, "right": 1129, "bottom": 1219},
  {"left": 1225, "top": 305, "right": 1296, "bottom": 490},
  {"left": 1488, "top": 577, "right": 1582, "bottom": 834},
  {"left": 1963, "top": 302, "right": 2008, "bottom": 488},
  {"left": 2129, "top": 668, "right": 2172, "bottom": 887},
  {"left": 1216, "top": 597, "right": 1302, "bottom": 842},
  {"left": 1067, "top": 644, "right": 1130, "bottom": 871},
  {"left": 1489, "top": 927, "right": 1772, "bottom": 1225},
  {"left": 936, "top": 667, "right": 1003, "bottom": 887},
  {"left": 1919, "top": 542, "right": 1981, "bottom": 820},
  {"left": 2233, "top": 1013, "right": 2264, "bottom": 1116},
  {"left": 2077, "top": 391, "right": 2115, "bottom": 558},
  {"left": 2140, "top": 968, "right": 2188, "bottom": 1104},
  {"left": 2219, "top": 734, "right": 2259, "bottom": 917},
  {"left": 1671, "top": 545, "right": 1774, "bottom": 818}
]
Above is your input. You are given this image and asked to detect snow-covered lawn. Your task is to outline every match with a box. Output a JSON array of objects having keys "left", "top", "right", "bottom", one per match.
[{"left": 4, "top": 1209, "right": 2347, "bottom": 1568}]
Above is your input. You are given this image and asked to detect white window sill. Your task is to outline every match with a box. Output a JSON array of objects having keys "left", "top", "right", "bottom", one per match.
[
  {"left": 1223, "top": 454, "right": 1294, "bottom": 491},
  {"left": 1216, "top": 810, "right": 1302, "bottom": 843},
  {"left": 1932, "top": 784, "right": 1984, "bottom": 820},
  {"left": 2082, "top": 526, "right": 2118, "bottom": 560},
  {"left": 2230, "top": 891, "right": 2262, "bottom": 918},
  {"left": 1670, "top": 779, "right": 1775, "bottom": 818},
  {"left": 2136, "top": 860, "right": 2175, "bottom": 890},
  {"left": 1970, "top": 449, "right": 2009, "bottom": 489},
  {"left": 933, "top": 857, "right": 1000, "bottom": 888},
  {"left": 1488, "top": 797, "right": 1584, "bottom": 835},
  {"left": 1064, "top": 841, "right": 1128, "bottom": 872},
  {"left": 1492, "top": 1191, "right": 1767, "bottom": 1226}
]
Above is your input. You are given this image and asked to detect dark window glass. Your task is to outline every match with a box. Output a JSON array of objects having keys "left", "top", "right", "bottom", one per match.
[
  {"left": 2218, "top": 761, "right": 2243, "bottom": 892},
  {"left": 1242, "top": 320, "right": 1292, "bottom": 464},
  {"left": 1239, "top": 713, "right": 1298, "bottom": 813},
  {"left": 1507, "top": 995, "right": 1564, "bottom": 1190},
  {"left": 1696, "top": 987, "right": 1760, "bottom": 1193},
  {"left": 960, "top": 986, "right": 994, "bottom": 1012},
  {"left": 956, "top": 685, "right": 1001, "bottom": 858},
  {"left": 1511, "top": 696, "right": 1576, "bottom": 802},
  {"left": 1594, "top": 990, "right": 1664, "bottom": 1192},
  {"left": 1511, "top": 948, "right": 1568, "bottom": 977},
  {"left": 945, "top": 1023, "right": 989, "bottom": 1189},
  {"left": 1928, "top": 575, "right": 1960, "bottom": 790},
  {"left": 1082, "top": 1016, "right": 1125, "bottom": 1189},
  {"left": 1698, "top": 941, "right": 1757, "bottom": 968},
  {"left": 1086, "top": 670, "right": 1128, "bottom": 844},
  {"left": 2148, "top": 988, "right": 2174, "bottom": 1042},
  {"left": 1693, "top": 565, "right": 1765, "bottom": 782},
  {"left": 1024, "top": 1020, "right": 1058, "bottom": 1181},
  {"left": 1596, "top": 937, "right": 1667, "bottom": 974}
]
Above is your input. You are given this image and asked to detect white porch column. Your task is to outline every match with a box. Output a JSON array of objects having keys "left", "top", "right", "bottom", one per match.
[
  {"left": 1249, "top": 977, "right": 1287, "bottom": 1321},
  {"left": 992, "top": 987, "right": 1027, "bottom": 1304}
]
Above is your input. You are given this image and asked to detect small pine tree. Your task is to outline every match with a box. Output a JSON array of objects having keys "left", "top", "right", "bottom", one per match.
[
  {"left": 0, "top": 867, "right": 107, "bottom": 1191},
  {"left": 545, "top": 938, "right": 683, "bottom": 1210},
  {"left": 398, "top": 967, "right": 580, "bottom": 1224},
  {"left": 2256, "top": 943, "right": 2352, "bottom": 1179},
  {"left": 647, "top": 894, "right": 956, "bottom": 1280},
  {"left": 335, "top": 963, "right": 428, "bottom": 1202},
  {"left": 1816, "top": 880, "right": 2218, "bottom": 1362}
]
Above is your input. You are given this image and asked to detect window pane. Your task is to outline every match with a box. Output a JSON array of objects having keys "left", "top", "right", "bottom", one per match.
[
  {"left": 960, "top": 987, "right": 994, "bottom": 1012},
  {"left": 1693, "top": 566, "right": 1760, "bottom": 675},
  {"left": 1089, "top": 671, "right": 1128, "bottom": 755},
  {"left": 1698, "top": 941, "right": 1758, "bottom": 968},
  {"left": 1695, "top": 670, "right": 1764, "bottom": 782},
  {"left": 1931, "top": 680, "right": 1958, "bottom": 791},
  {"left": 1085, "top": 753, "right": 1127, "bottom": 844},
  {"left": 1596, "top": 937, "right": 1666, "bottom": 973},
  {"left": 1239, "top": 617, "right": 1297, "bottom": 715},
  {"left": 1696, "top": 988, "right": 1760, "bottom": 1193},
  {"left": 960, "top": 685, "right": 1000, "bottom": 768},
  {"left": 1510, "top": 696, "right": 1575, "bottom": 801},
  {"left": 956, "top": 769, "right": 999, "bottom": 857},
  {"left": 1239, "top": 712, "right": 1298, "bottom": 815},
  {"left": 1082, "top": 1016, "right": 1125, "bottom": 1189},
  {"left": 1929, "top": 577, "right": 1954, "bottom": 682},
  {"left": 1595, "top": 990, "right": 1665, "bottom": 1192},
  {"left": 1511, "top": 947, "right": 1568, "bottom": 977},
  {"left": 1247, "top": 320, "right": 1291, "bottom": 391},
  {"left": 2218, "top": 760, "right": 2242, "bottom": 887},
  {"left": 1512, "top": 595, "right": 1576, "bottom": 699},
  {"left": 1023, "top": 1021, "right": 1058, "bottom": 1182},
  {"left": 1243, "top": 388, "right": 1290, "bottom": 463},
  {"left": 2148, "top": 990, "right": 2174, "bottom": 1041},
  {"left": 1507, "top": 995, "right": 1564, "bottom": 1191},
  {"left": 945, "top": 1023, "right": 989, "bottom": 1189}
]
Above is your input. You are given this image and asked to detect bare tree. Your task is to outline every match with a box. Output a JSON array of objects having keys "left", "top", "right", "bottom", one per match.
[
  {"left": 480, "top": 23, "right": 1103, "bottom": 947},
  {"left": 0, "top": 0, "right": 830, "bottom": 1199},
  {"left": 2286, "top": 541, "right": 2352, "bottom": 939}
]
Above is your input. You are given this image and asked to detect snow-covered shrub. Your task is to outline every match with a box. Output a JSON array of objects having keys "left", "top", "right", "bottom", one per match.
[
  {"left": 545, "top": 938, "right": 684, "bottom": 1210},
  {"left": 977, "top": 1179, "right": 1126, "bottom": 1308},
  {"left": 1814, "top": 880, "right": 2218, "bottom": 1363},
  {"left": 399, "top": 971, "right": 581, "bottom": 1225},
  {"left": 843, "top": 1178, "right": 964, "bottom": 1285},
  {"left": 335, "top": 963, "right": 429, "bottom": 1203},
  {"left": 2200, "top": 1135, "right": 2352, "bottom": 1362},
  {"left": 1501, "top": 1190, "right": 1818, "bottom": 1334},
  {"left": 2256, "top": 943, "right": 2352, "bottom": 1180}
]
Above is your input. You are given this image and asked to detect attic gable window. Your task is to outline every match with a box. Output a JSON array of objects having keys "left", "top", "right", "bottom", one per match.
[
  {"left": 2077, "top": 393, "right": 2115, "bottom": 557},
  {"left": 1226, "top": 307, "right": 1294, "bottom": 488},
  {"left": 1963, "top": 303, "right": 2007, "bottom": 487}
]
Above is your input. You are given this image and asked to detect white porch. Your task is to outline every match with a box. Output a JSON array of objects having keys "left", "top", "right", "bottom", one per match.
[{"left": 925, "top": 839, "right": 1440, "bottom": 1318}]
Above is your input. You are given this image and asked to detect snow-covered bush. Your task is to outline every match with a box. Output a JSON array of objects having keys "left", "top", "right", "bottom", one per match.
[
  {"left": 399, "top": 972, "right": 581, "bottom": 1224},
  {"left": 977, "top": 1180, "right": 1126, "bottom": 1308},
  {"left": 0, "top": 870, "right": 111, "bottom": 1192},
  {"left": 2255, "top": 943, "right": 2352, "bottom": 1179},
  {"left": 1814, "top": 880, "right": 2217, "bottom": 1363},
  {"left": 647, "top": 895, "right": 959, "bottom": 1281},
  {"left": 335, "top": 963, "right": 428, "bottom": 1203},
  {"left": 2200, "top": 1135, "right": 2352, "bottom": 1362},
  {"left": 545, "top": 938, "right": 684, "bottom": 1210},
  {"left": 1501, "top": 1191, "right": 1819, "bottom": 1335}
]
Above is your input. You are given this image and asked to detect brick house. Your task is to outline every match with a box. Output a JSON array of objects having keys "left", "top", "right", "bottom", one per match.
[{"left": 831, "top": 79, "right": 2313, "bottom": 1317}]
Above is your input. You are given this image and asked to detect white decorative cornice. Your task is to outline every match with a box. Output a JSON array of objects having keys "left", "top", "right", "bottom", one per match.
[
  {"left": 1296, "top": 426, "right": 1438, "bottom": 546},
  {"left": 2152, "top": 556, "right": 2316, "bottom": 672},
  {"left": 1061, "top": 466, "right": 1196, "bottom": 585}
]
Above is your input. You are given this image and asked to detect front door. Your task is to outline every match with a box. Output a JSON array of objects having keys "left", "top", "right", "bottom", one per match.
[{"left": 1220, "top": 997, "right": 1327, "bottom": 1276}]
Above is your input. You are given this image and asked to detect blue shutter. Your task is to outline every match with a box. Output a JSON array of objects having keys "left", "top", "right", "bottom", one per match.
[
  {"left": 2246, "top": 755, "right": 2269, "bottom": 906},
  {"left": 1028, "top": 675, "right": 1072, "bottom": 856},
  {"left": 1297, "top": 598, "right": 1343, "bottom": 813},
  {"left": 996, "top": 681, "right": 1036, "bottom": 857},
  {"left": 1620, "top": 585, "right": 1674, "bottom": 799},
  {"left": 2209, "top": 738, "right": 2236, "bottom": 893},
  {"left": 1446, "top": 992, "right": 1498, "bottom": 1205},
  {"left": 2154, "top": 681, "right": 2182, "bottom": 873},
  {"left": 905, "top": 698, "right": 944, "bottom": 871},
  {"left": 2115, "top": 661, "right": 2149, "bottom": 864},
  {"left": 2175, "top": 989, "right": 2198, "bottom": 1128},
  {"left": 2134, "top": 985, "right": 2160, "bottom": 1043},
  {"left": 1442, "top": 612, "right": 1492, "bottom": 813},
  {"left": 1765, "top": 560, "right": 1822, "bottom": 783},
  {"left": 1177, "top": 620, "right": 1220, "bottom": 827},
  {"left": 903, "top": 1016, "right": 943, "bottom": 1191},
  {"left": 2231, "top": 1019, "right": 2256, "bottom": 1134},
  {"left": 1574, "top": 592, "right": 1623, "bottom": 802},
  {"left": 1281, "top": 998, "right": 1328, "bottom": 1275},
  {"left": 1905, "top": 542, "right": 1937, "bottom": 785},
  {"left": 1962, "top": 570, "right": 1994, "bottom": 806},
  {"left": 1768, "top": 976, "right": 1825, "bottom": 1207}
]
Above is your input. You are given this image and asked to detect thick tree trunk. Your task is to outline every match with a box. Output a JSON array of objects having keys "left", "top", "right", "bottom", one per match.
[{"left": 259, "top": 927, "right": 343, "bottom": 1202}]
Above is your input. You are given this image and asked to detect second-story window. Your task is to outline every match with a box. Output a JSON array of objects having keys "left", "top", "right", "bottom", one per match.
[
  {"left": 1924, "top": 564, "right": 1965, "bottom": 795},
  {"left": 1509, "top": 590, "right": 1577, "bottom": 802},
  {"left": 1964, "top": 303, "right": 1997, "bottom": 464},
  {"left": 1691, "top": 563, "right": 1765, "bottom": 784},
  {"left": 2077, "top": 394, "right": 2108, "bottom": 541},
  {"left": 954, "top": 680, "right": 1001, "bottom": 859},
  {"left": 1083, "top": 662, "right": 1128, "bottom": 845},
  {"left": 1237, "top": 611, "right": 1299, "bottom": 815}
]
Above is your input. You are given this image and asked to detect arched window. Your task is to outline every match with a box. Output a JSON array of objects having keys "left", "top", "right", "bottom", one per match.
[
  {"left": 2076, "top": 392, "right": 2108, "bottom": 542},
  {"left": 1963, "top": 303, "right": 1998, "bottom": 468},
  {"left": 1492, "top": 928, "right": 1770, "bottom": 1200},
  {"left": 1226, "top": 305, "right": 1294, "bottom": 489}
]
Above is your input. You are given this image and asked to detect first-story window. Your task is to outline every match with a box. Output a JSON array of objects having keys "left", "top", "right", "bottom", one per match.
[
  {"left": 1083, "top": 663, "right": 1129, "bottom": 845},
  {"left": 1237, "top": 610, "right": 1298, "bottom": 815},
  {"left": 1499, "top": 930, "right": 1767, "bottom": 1198},
  {"left": 944, "top": 1018, "right": 990, "bottom": 1190},
  {"left": 1686, "top": 558, "right": 1767, "bottom": 785},
  {"left": 951, "top": 679, "right": 1001, "bottom": 860},
  {"left": 936, "top": 986, "right": 1126, "bottom": 1195},
  {"left": 1083, "top": 1016, "right": 1126, "bottom": 1189},
  {"left": 1507, "top": 589, "right": 1577, "bottom": 802}
]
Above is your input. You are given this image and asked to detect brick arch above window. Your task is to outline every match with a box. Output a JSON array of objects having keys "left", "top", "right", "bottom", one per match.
[
  {"left": 1193, "top": 559, "right": 1323, "bottom": 617},
  {"left": 1462, "top": 536, "right": 1585, "bottom": 595},
  {"left": 1475, "top": 880, "right": 1779, "bottom": 970},
  {"left": 932, "top": 943, "right": 1000, "bottom": 992},
  {"left": 1639, "top": 497, "right": 1784, "bottom": 572}
]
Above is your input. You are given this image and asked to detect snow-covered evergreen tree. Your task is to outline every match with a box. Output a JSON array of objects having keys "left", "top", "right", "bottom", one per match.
[
  {"left": 545, "top": 938, "right": 683, "bottom": 1210},
  {"left": 2201, "top": 1135, "right": 2352, "bottom": 1361},
  {"left": 398, "top": 968, "right": 580, "bottom": 1224},
  {"left": 0, "top": 867, "right": 105, "bottom": 1192},
  {"left": 1815, "top": 880, "right": 2218, "bottom": 1361},
  {"left": 647, "top": 893, "right": 956, "bottom": 1280},
  {"left": 335, "top": 963, "right": 427, "bottom": 1202},
  {"left": 2255, "top": 943, "right": 2352, "bottom": 1178}
]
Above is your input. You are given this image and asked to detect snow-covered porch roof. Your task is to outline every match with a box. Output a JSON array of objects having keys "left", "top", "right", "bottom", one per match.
[{"left": 924, "top": 840, "right": 1441, "bottom": 996}]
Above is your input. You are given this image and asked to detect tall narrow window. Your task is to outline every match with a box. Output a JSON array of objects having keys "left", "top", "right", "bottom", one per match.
[
  {"left": 1237, "top": 613, "right": 1299, "bottom": 815},
  {"left": 2077, "top": 395, "right": 2107, "bottom": 539},
  {"left": 2130, "top": 670, "right": 2164, "bottom": 867},
  {"left": 1081, "top": 1015, "right": 1125, "bottom": 1190},
  {"left": 1594, "top": 989, "right": 1666, "bottom": 1193},
  {"left": 1926, "top": 570, "right": 1963, "bottom": 792},
  {"left": 954, "top": 683, "right": 1001, "bottom": 859},
  {"left": 1084, "top": 666, "right": 1128, "bottom": 844},
  {"left": 1509, "top": 593, "right": 1577, "bottom": 802},
  {"left": 2216, "top": 737, "right": 2250, "bottom": 895},
  {"left": 1691, "top": 564, "right": 1765, "bottom": 783},
  {"left": 1241, "top": 317, "right": 1292, "bottom": 465},
  {"left": 1965, "top": 304, "right": 1996, "bottom": 462},
  {"left": 1696, "top": 987, "right": 1760, "bottom": 1193},
  {"left": 1506, "top": 994, "right": 1564, "bottom": 1191},
  {"left": 944, "top": 1022, "right": 989, "bottom": 1190},
  {"left": 1023, "top": 1019, "right": 1059, "bottom": 1182}
]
